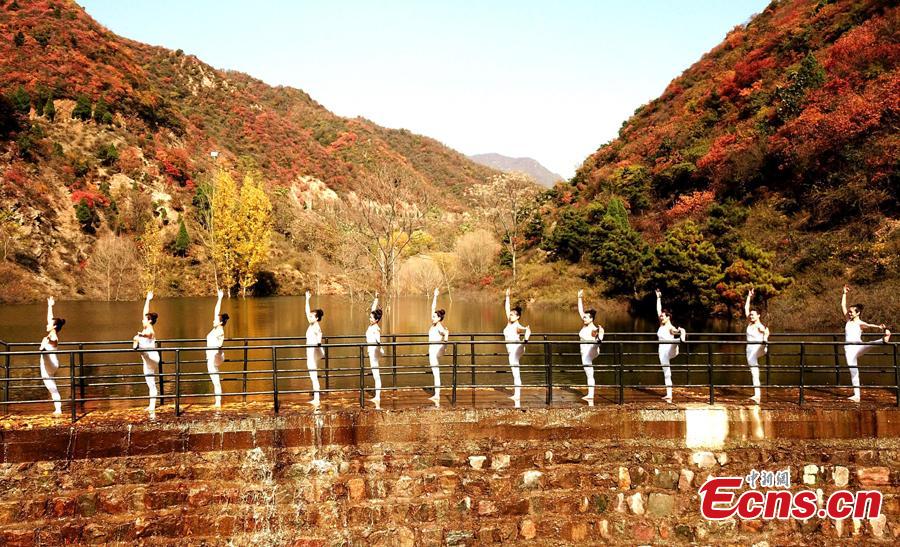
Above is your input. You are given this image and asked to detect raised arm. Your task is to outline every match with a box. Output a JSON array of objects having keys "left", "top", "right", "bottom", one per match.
[
  {"left": 655, "top": 289, "right": 663, "bottom": 316},
  {"left": 505, "top": 288, "right": 511, "bottom": 316},
  {"left": 744, "top": 289, "right": 753, "bottom": 318},
  {"left": 305, "top": 290, "right": 312, "bottom": 316},
  {"left": 143, "top": 291, "right": 153, "bottom": 317},
  {"left": 46, "top": 297, "right": 55, "bottom": 326},
  {"left": 841, "top": 285, "right": 849, "bottom": 316},
  {"left": 214, "top": 288, "right": 223, "bottom": 322},
  {"left": 432, "top": 288, "right": 439, "bottom": 314},
  {"left": 371, "top": 291, "right": 379, "bottom": 313},
  {"left": 577, "top": 289, "right": 585, "bottom": 318}
]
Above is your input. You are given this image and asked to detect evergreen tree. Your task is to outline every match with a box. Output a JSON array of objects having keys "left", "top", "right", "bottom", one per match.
[
  {"left": 9, "top": 86, "right": 30, "bottom": 115},
  {"left": 174, "top": 218, "right": 190, "bottom": 257},
  {"left": 93, "top": 98, "right": 112, "bottom": 124},
  {"left": 13, "top": 31, "right": 24, "bottom": 47},
  {"left": 587, "top": 198, "right": 651, "bottom": 298},
  {"left": 648, "top": 221, "right": 722, "bottom": 313},
  {"left": 43, "top": 96, "right": 56, "bottom": 121},
  {"left": 72, "top": 95, "right": 92, "bottom": 121}
]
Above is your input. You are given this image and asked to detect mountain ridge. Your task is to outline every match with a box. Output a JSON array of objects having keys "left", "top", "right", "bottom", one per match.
[{"left": 468, "top": 153, "right": 563, "bottom": 187}]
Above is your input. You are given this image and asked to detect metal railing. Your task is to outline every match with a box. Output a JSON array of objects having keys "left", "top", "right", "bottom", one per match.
[{"left": 0, "top": 332, "right": 897, "bottom": 422}]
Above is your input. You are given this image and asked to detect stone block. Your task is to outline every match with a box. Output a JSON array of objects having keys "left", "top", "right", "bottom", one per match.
[
  {"left": 647, "top": 493, "right": 676, "bottom": 517},
  {"left": 520, "top": 519, "right": 537, "bottom": 540},
  {"left": 521, "top": 470, "right": 542, "bottom": 489},
  {"left": 633, "top": 523, "right": 655, "bottom": 542},
  {"left": 692, "top": 451, "right": 717, "bottom": 469},
  {"left": 627, "top": 492, "right": 644, "bottom": 515},
  {"left": 618, "top": 466, "right": 631, "bottom": 489},
  {"left": 591, "top": 493, "right": 609, "bottom": 514},
  {"left": 655, "top": 469, "right": 679, "bottom": 489},
  {"left": 477, "top": 500, "right": 498, "bottom": 516},
  {"left": 803, "top": 464, "right": 819, "bottom": 485},
  {"left": 468, "top": 456, "right": 486, "bottom": 470},
  {"left": 347, "top": 477, "right": 366, "bottom": 500},
  {"left": 490, "top": 454, "right": 510, "bottom": 470},
  {"left": 857, "top": 467, "right": 890, "bottom": 487},
  {"left": 833, "top": 466, "right": 849, "bottom": 487},
  {"left": 679, "top": 469, "right": 695, "bottom": 491},
  {"left": 76, "top": 492, "right": 98, "bottom": 517}
]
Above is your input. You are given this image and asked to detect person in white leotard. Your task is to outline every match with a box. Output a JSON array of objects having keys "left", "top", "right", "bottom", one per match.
[
  {"left": 656, "top": 289, "right": 686, "bottom": 403},
  {"left": 744, "top": 289, "right": 769, "bottom": 404},
  {"left": 577, "top": 289, "right": 604, "bottom": 405},
  {"left": 133, "top": 291, "right": 160, "bottom": 416},
  {"left": 504, "top": 288, "right": 532, "bottom": 406},
  {"left": 367, "top": 292, "right": 385, "bottom": 409},
  {"left": 428, "top": 288, "right": 449, "bottom": 406},
  {"left": 841, "top": 285, "right": 891, "bottom": 402},
  {"left": 305, "top": 290, "right": 325, "bottom": 407},
  {"left": 206, "top": 289, "right": 229, "bottom": 408},
  {"left": 39, "top": 297, "right": 66, "bottom": 415}
]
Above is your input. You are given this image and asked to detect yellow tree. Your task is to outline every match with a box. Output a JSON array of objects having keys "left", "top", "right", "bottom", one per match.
[
  {"left": 210, "top": 170, "right": 242, "bottom": 295},
  {"left": 236, "top": 174, "right": 273, "bottom": 297},
  {"left": 137, "top": 217, "right": 164, "bottom": 293}
]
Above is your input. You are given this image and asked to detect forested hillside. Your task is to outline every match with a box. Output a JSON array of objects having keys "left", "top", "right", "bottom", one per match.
[
  {"left": 539, "top": 0, "right": 898, "bottom": 326},
  {"left": 0, "top": 0, "right": 499, "bottom": 302}
]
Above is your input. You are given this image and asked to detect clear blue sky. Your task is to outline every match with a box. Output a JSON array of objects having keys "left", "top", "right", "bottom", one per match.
[{"left": 78, "top": 0, "right": 768, "bottom": 178}]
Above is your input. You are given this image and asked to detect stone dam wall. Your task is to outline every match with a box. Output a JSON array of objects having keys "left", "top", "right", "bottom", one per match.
[{"left": 1, "top": 406, "right": 899, "bottom": 545}]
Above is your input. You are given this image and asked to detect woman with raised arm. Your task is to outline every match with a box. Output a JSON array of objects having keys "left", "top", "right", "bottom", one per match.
[
  {"left": 206, "top": 289, "right": 229, "bottom": 409},
  {"left": 503, "top": 288, "right": 532, "bottom": 405},
  {"left": 842, "top": 285, "right": 891, "bottom": 402},
  {"left": 305, "top": 290, "right": 325, "bottom": 407},
  {"left": 133, "top": 291, "right": 160, "bottom": 416},
  {"left": 656, "top": 289, "right": 686, "bottom": 403},
  {"left": 427, "top": 288, "right": 449, "bottom": 406},
  {"left": 577, "top": 289, "right": 604, "bottom": 405},
  {"left": 39, "top": 297, "right": 65, "bottom": 415},
  {"left": 744, "top": 289, "right": 769, "bottom": 404},
  {"left": 367, "top": 292, "right": 385, "bottom": 409}
]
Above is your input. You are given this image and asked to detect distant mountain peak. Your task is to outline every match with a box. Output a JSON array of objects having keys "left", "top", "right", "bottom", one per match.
[{"left": 468, "top": 153, "right": 563, "bottom": 187}]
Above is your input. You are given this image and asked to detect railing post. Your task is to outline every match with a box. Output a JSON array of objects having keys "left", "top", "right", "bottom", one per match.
[
  {"left": 470, "top": 334, "right": 476, "bottom": 387},
  {"left": 242, "top": 343, "right": 249, "bottom": 403},
  {"left": 684, "top": 339, "right": 691, "bottom": 386},
  {"left": 2, "top": 341, "right": 9, "bottom": 412},
  {"left": 544, "top": 342, "right": 553, "bottom": 405},
  {"left": 174, "top": 349, "right": 181, "bottom": 417},
  {"left": 893, "top": 343, "right": 899, "bottom": 408},
  {"left": 78, "top": 343, "right": 86, "bottom": 408},
  {"left": 359, "top": 345, "right": 365, "bottom": 408},
  {"left": 833, "top": 335, "right": 841, "bottom": 386},
  {"left": 157, "top": 341, "right": 165, "bottom": 406},
  {"left": 799, "top": 343, "right": 805, "bottom": 406},
  {"left": 617, "top": 341, "right": 624, "bottom": 405},
  {"left": 391, "top": 335, "right": 398, "bottom": 387},
  {"left": 272, "top": 346, "right": 279, "bottom": 413},
  {"left": 765, "top": 342, "right": 771, "bottom": 391},
  {"left": 707, "top": 342, "right": 714, "bottom": 405},
  {"left": 69, "top": 350, "right": 77, "bottom": 423},
  {"left": 451, "top": 343, "right": 458, "bottom": 406},
  {"left": 323, "top": 337, "right": 330, "bottom": 390}
]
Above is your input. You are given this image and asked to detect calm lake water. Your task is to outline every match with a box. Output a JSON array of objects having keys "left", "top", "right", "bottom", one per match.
[{"left": 0, "top": 296, "right": 893, "bottom": 408}]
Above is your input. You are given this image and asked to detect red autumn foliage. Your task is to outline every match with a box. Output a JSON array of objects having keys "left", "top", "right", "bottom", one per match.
[{"left": 70, "top": 190, "right": 109, "bottom": 208}]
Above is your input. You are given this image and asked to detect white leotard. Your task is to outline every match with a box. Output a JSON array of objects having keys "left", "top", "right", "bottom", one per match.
[
  {"left": 657, "top": 325, "right": 680, "bottom": 362},
  {"left": 366, "top": 324, "right": 384, "bottom": 357},
  {"left": 845, "top": 321, "right": 863, "bottom": 343},
  {"left": 307, "top": 323, "right": 324, "bottom": 360},
  {"left": 206, "top": 326, "right": 224, "bottom": 358},
  {"left": 429, "top": 324, "right": 448, "bottom": 359},
  {"left": 579, "top": 324, "right": 602, "bottom": 364},
  {"left": 746, "top": 323, "right": 766, "bottom": 360}
]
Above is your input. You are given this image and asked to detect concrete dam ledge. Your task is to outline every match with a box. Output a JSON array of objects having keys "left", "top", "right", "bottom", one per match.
[{"left": 3, "top": 403, "right": 900, "bottom": 463}]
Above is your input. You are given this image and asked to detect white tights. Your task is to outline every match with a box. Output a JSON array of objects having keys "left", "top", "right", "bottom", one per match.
[
  {"left": 40, "top": 353, "right": 62, "bottom": 414},
  {"left": 141, "top": 351, "right": 161, "bottom": 411},
  {"left": 206, "top": 349, "right": 224, "bottom": 407},
  {"left": 307, "top": 347, "right": 322, "bottom": 403}
]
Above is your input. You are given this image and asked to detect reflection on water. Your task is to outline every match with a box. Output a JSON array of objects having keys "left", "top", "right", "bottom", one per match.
[{"left": 0, "top": 294, "right": 661, "bottom": 343}]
